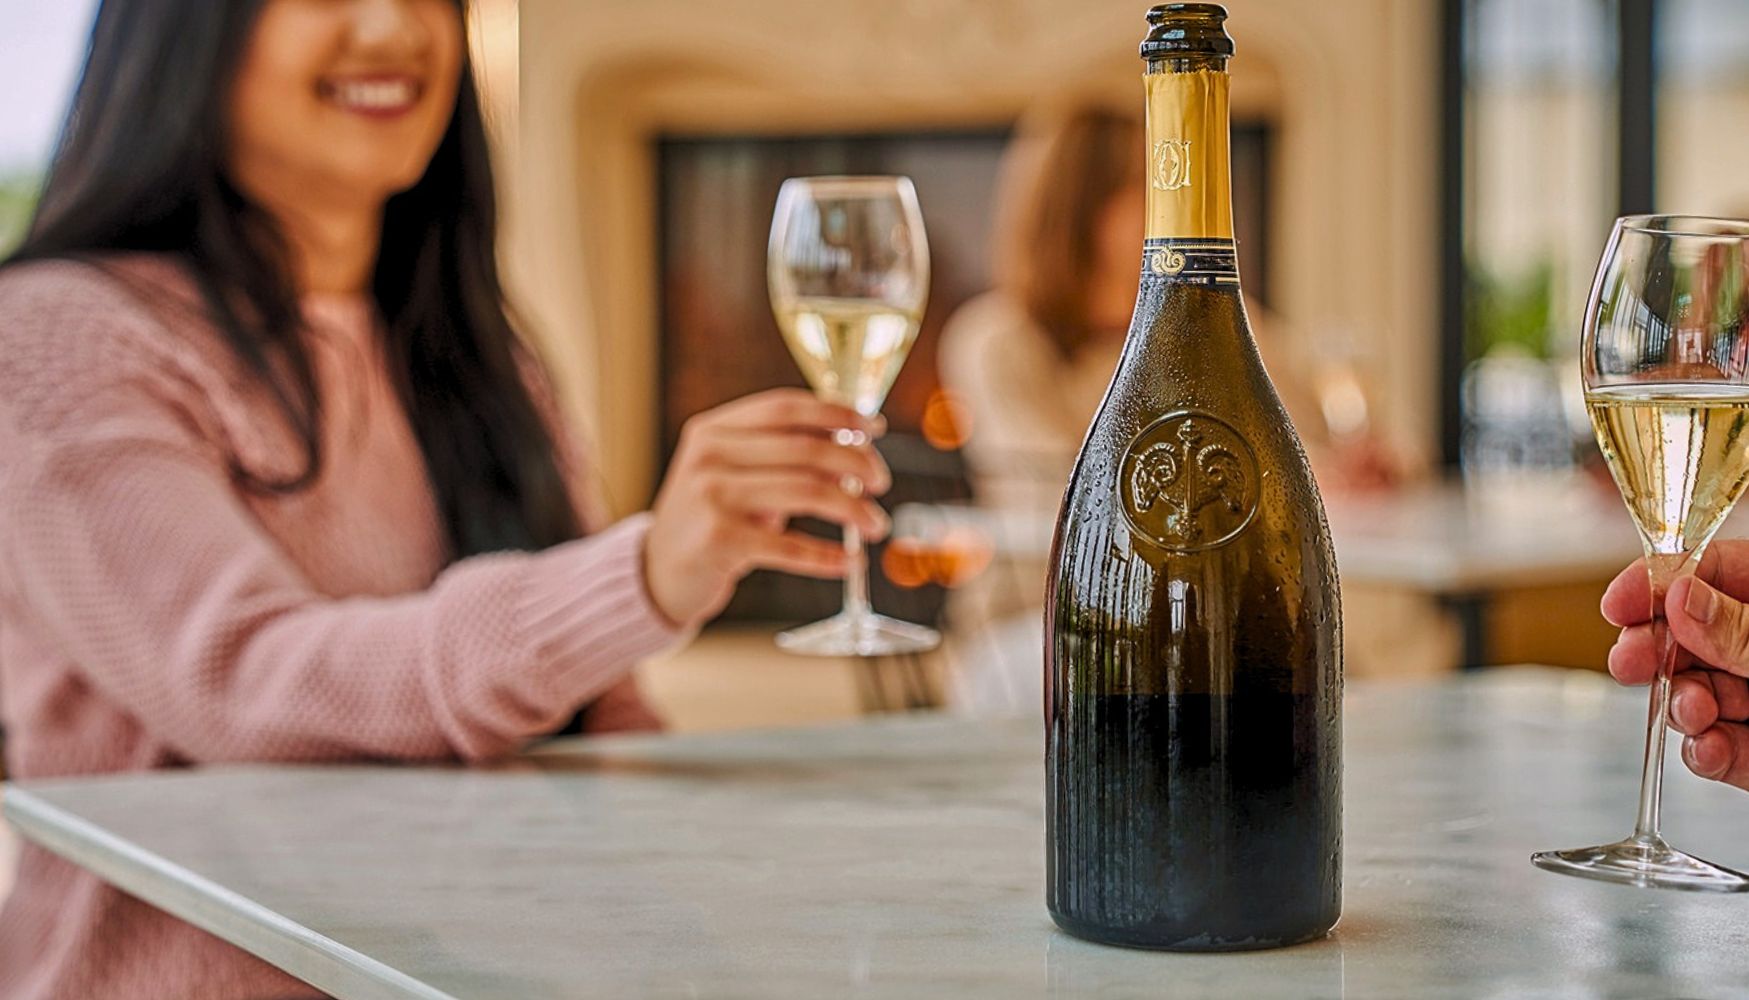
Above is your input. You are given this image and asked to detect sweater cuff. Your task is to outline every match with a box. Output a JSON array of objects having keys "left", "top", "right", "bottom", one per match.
[{"left": 517, "top": 514, "right": 686, "bottom": 705}]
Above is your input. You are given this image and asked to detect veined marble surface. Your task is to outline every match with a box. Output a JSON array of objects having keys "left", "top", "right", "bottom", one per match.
[{"left": 10, "top": 668, "right": 1749, "bottom": 999}]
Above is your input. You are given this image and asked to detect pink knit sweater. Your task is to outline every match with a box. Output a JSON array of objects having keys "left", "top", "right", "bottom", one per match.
[{"left": 0, "top": 256, "right": 682, "bottom": 1000}]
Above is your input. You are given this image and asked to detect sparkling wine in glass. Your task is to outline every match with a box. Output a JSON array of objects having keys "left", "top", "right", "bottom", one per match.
[
  {"left": 1533, "top": 215, "right": 1749, "bottom": 891},
  {"left": 767, "top": 175, "right": 940, "bottom": 656}
]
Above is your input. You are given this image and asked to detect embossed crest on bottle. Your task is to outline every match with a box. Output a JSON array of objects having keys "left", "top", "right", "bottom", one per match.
[{"left": 1119, "top": 410, "right": 1259, "bottom": 552}]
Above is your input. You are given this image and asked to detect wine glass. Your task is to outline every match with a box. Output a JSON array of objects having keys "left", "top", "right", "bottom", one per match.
[
  {"left": 1533, "top": 215, "right": 1749, "bottom": 891},
  {"left": 766, "top": 175, "right": 940, "bottom": 656}
]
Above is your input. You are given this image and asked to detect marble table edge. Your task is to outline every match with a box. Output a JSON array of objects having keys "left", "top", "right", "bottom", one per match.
[{"left": 2, "top": 787, "right": 453, "bottom": 1000}]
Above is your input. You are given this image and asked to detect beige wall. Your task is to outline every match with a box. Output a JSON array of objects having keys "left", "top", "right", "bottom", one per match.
[
  {"left": 1661, "top": 85, "right": 1749, "bottom": 217},
  {"left": 508, "top": 0, "right": 1442, "bottom": 515}
]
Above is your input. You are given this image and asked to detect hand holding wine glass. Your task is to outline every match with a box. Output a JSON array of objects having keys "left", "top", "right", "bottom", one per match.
[
  {"left": 1534, "top": 215, "right": 1749, "bottom": 891},
  {"left": 644, "top": 389, "right": 892, "bottom": 627},
  {"left": 766, "top": 175, "right": 940, "bottom": 656}
]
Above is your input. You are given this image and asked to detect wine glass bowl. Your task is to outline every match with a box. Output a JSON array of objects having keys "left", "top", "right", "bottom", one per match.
[
  {"left": 767, "top": 176, "right": 940, "bottom": 657},
  {"left": 1533, "top": 215, "right": 1749, "bottom": 891}
]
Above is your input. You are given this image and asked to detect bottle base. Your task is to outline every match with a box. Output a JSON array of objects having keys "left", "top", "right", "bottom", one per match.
[{"left": 1048, "top": 910, "right": 1336, "bottom": 952}]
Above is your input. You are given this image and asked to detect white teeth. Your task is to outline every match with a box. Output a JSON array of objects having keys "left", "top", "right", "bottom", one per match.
[{"left": 326, "top": 79, "right": 418, "bottom": 111}]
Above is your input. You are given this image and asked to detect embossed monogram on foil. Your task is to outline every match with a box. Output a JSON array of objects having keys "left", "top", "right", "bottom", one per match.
[
  {"left": 1151, "top": 138, "right": 1192, "bottom": 191},
  {"left": 1148, "top": 247, "right": 1187, "bottom": 275},
  {"left": 1119, "top": 411, "right": 1260, "bottom": 552}
]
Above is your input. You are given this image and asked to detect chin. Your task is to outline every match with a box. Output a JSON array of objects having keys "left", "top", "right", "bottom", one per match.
[
  {"left": 384, "top": 168, "right": 435, "bottom": 197},
  {"left": 330, "top": 160, "right": 437, "bottom": 201}
]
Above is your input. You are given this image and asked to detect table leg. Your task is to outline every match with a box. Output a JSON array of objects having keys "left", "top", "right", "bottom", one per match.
[
  {"left": 897, "top": 653, "right": 937, "bottom": 710},
  {"left": 852, "top": 657, "right": 891, "bottom": 713},
  {"left": 851, "top": 654, "right": 941, "bottom": 714},
  {"left": 1438, "top": 592, "right": 1493, "bottom": 671}
]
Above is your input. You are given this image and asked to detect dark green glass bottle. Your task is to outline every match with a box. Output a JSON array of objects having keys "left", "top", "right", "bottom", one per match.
[{"left": 1044, "top": 2, "right": 1342, "bottom": 951}]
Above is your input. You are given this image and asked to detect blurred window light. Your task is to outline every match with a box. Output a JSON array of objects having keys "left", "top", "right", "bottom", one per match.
[
  {"left": 1467, "top": 0, "right": 1614, "bottom": 86},
  {"left": 1449, "top": 0, "right": 1749, "bottom": 470},
  {"left": 0, "top": 0, "right": 100, "bottom": 254},
  {"left": 1658, "top": 0, "right": 1749, "bottom": 86},
  {"left": 1657, "top": 0, "right": 1749, "bottom": 215},
  {"left": 1462, "top": 0, "right": 1617, "bottom": 370}
]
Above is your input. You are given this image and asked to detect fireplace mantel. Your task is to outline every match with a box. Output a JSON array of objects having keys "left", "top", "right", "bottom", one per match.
[{"left": 507, "top": 0, "right": 1438, "bottom": 514}]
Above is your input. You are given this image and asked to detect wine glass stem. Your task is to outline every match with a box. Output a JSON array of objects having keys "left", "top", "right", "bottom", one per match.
[
  {"left": 1631, "top": 637, "right": 1677, "bottom": 843},
  {"left": 1631, "top": 560, "right": 1682, "bottom": 845},
  {"left": 842, "top": 524, "right": 871, "bottom": 621}
]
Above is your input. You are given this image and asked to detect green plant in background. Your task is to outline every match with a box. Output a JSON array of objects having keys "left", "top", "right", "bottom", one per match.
[
  {"left": 0, "top": 174, "right": 43, "bottom": 257},
  {"left": 1465, "top": 256, "right": 1555, "bottom": 360}
]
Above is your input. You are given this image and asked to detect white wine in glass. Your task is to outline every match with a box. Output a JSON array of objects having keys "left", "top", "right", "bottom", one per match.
[
  {"left": 1587, "top": 384, "right": 1749, "bottom": 557},
  {"left": 773, "top": 297, "right": 922, "bottom": 418},
  {"left": 1534, "top": 216, "right": 1749, "bottom": 891},
  {"left": 767, "top": 176, "right": 939, "bottom": 657}
]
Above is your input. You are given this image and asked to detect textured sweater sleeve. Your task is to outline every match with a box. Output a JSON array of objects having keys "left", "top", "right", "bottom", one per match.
[
  {"left": 0, "top": 266, "right": 681, "bottom": 764},
  {"left": 518, "top": 345, "right": 675, "bottom": 734}
]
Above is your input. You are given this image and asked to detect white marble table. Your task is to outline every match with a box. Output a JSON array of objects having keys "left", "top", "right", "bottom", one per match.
[{"left": 11, "top": 669, "right": 1749, "bottom": 999}]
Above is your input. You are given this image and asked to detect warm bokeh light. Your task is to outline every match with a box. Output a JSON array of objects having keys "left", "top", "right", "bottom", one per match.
[
  {"left": 920, "top": 388, "right": 972, "bottom": 451},
  {"left": 881, "top": 539, "right": 932, "bottom": 589},
  {"left": 880, "top": 527, "right": 994, "bottom": 590}
]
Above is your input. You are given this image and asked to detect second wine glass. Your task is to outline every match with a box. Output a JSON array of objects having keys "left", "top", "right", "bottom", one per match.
[
  {"left": 767, "top": 175, "right": 940, "bottom": 657},
  {"left": 1533, "top": 215, "right": 1749, "bottom": 891}
]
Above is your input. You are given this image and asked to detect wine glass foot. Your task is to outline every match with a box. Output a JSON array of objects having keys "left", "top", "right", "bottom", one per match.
[
  {"left": 1532, "top": 835, "right": 1749, "bottom": 892},
  {"left": 776, "top": 612, "right": 941, "bottom": 657}
]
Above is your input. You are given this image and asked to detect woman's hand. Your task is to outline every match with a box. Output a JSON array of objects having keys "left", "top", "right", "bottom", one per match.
[
  {"left": 642, "top": 389, "right": 892, "bottom": 627},
  {"left": 1604, "top": 540, "right": 1749, "bottom": 789}
]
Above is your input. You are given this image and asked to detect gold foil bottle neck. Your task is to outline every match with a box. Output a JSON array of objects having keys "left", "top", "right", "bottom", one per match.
[{"left": 1143, "top": 68, "right": 1233, "bottom": 241}]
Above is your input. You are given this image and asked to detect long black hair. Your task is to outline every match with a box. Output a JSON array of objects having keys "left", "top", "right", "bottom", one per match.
[{"left": 5, "top": 0, "right": 580, "bottom": 559}]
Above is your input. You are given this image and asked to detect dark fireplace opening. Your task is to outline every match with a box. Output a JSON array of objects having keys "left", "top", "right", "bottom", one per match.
[{"left": 655, "top": 124, "right": 1273, "bottom": 626}]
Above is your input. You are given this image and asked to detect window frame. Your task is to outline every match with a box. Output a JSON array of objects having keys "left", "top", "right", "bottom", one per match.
[{"left": 1437, "top": 0, "right": 1656, "bottom": 465}]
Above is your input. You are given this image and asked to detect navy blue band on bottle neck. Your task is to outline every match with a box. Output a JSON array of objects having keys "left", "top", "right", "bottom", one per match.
[{"left": 1140, "top": 237, "right": 1240, "bottom": 286}]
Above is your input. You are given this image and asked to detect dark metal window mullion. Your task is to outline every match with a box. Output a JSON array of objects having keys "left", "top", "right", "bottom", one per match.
[
  {"left": 1618, "top": 0, "right": 1657, "bottom": 216},
  {"left": 1437, "top": 0, "right": 1467, "bottom": 468}
]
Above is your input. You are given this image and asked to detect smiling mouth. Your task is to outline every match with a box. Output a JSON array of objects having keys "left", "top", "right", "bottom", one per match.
[{"left": 317, "top": 76, "right": 425, "bottom": 117}]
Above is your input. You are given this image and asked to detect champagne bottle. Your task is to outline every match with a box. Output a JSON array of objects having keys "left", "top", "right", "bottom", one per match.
[{"left": 1044, "top": 2, "right": 1342, "bottom": 951}]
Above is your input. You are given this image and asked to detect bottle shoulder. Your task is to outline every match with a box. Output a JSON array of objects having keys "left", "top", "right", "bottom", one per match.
[
  {"left": 1100, "top": 316, "right": 1308, "bottom": 470},
  {"left": 1060, "top": 337, "right": 1332, "bottom": 566}
]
